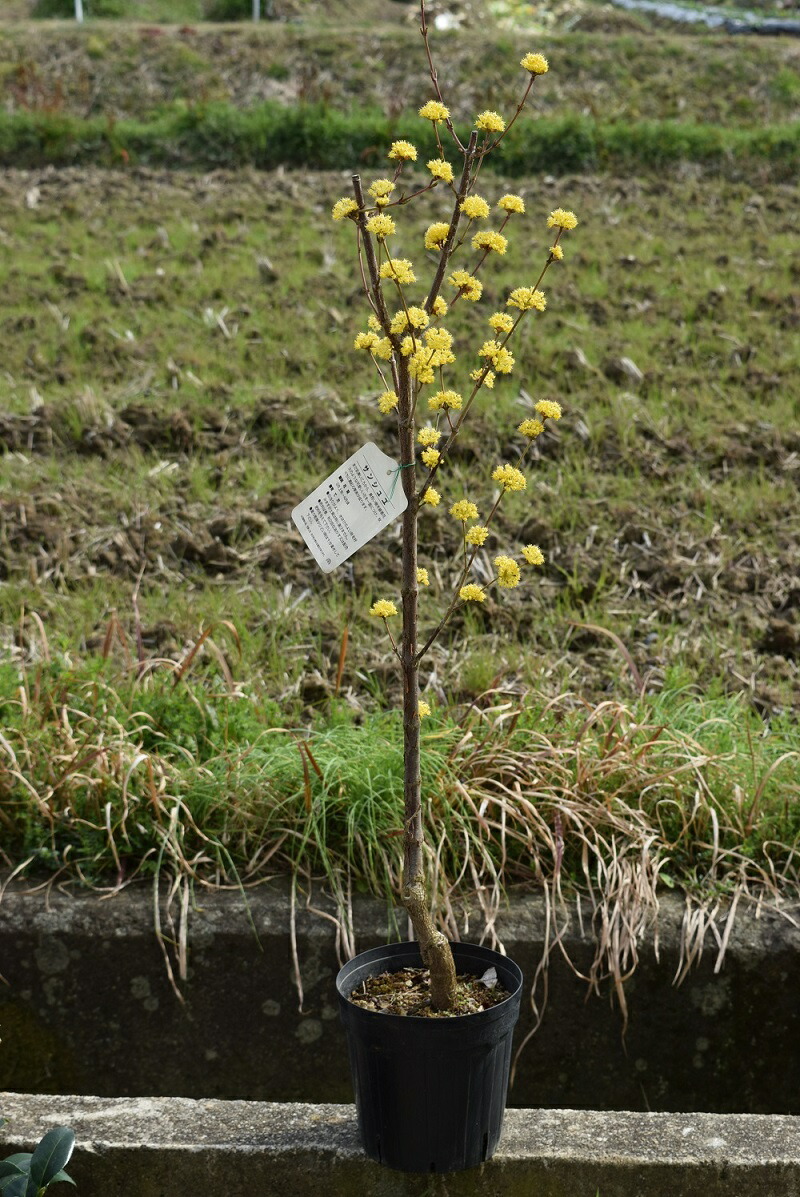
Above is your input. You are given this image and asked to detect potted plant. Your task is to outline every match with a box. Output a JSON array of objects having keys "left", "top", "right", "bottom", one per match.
[{"left": 296, "top": 2, "right": 578, "bottom": 1173}]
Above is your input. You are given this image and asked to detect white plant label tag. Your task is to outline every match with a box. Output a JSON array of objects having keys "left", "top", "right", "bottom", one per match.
[{"left": 292, "top": 441, "right": 409, "bottom": 573}]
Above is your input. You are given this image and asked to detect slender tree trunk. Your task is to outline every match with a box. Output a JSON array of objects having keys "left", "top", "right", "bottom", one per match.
[
  {"left": 75, "top": 0, "right": 84, "bottom": 21},
  {"left": 397, "top": 357, "right": 457, "bottom": 1011},
  {"left": 252, "top": 0, "right": 261, "bottom": 19}
]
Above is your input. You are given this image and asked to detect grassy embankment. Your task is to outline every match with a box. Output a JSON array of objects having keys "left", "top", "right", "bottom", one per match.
[{"left": 0, "top": 15, "right": 797, "bottom": 908}]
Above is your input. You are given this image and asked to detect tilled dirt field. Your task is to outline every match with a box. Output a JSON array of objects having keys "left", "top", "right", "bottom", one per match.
[{"left": 0, "top": 166, "right": 797, "bottom": 718}]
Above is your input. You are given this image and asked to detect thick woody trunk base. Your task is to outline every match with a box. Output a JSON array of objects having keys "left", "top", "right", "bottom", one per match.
[{"left": 403, "top": 881, "right": 458, "bottom": 1010}]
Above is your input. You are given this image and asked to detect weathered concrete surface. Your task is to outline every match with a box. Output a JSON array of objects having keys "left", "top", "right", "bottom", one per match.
[
  {"left": 1, "top": 1095, "right": 798, "bottom": 1197},
  {"left": 0, "top": 882, "right": 798, "bottom": 1112}
]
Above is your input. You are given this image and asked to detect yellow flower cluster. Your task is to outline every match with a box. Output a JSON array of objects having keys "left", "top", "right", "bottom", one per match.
[
  {"left": 369, "top": 179, "right": 395, "bottom": 206},
  {"left": 548, "top": 208, "right": 578, "bottom": 230},
  {"left": 492, "top": 463, "right": 527, "bottom": 492},
  {"left": 366, "top": 214, "right": 396, "bottom": 240},
  {"left": 480, "top": 340, "right": 514, "bottom": 374},
  {"left": 422, "top": 487, "right": 441, "bottom": 506},
  {"left": 379, "top": 258, "right": 416, "bottom": 285},
  {"left": 428, "top": 389, "right": 463, "bottom": 412},
  {"left": 489, "top": 311, "right": 514, "bottom": 334},
  {"left": 472, "top": 230, "right": 508, "bottom": 255},
  {"left": 388, "top": 140, "right": 417, "bottom": 161},
  {"left": 498, "top": 194, "right": 525, "bottom": 214},
  {"left": 522, "top": 544, "right": 545, "bottom": 565},
  {"left": 536, "top": 399, "right": 562, "bottom": 420},
  {"left": 421, "top": 447, "right": 441, "bottom": 467},
  {"left": 495, "top": 555, "right": 521, "bottom": 588},
  {"left": 417, "top": 427, "right": 441, "bottom": 447},
  {"left": 332, "top": 197, "right": 358, "bottom": 221},
  {"left": 417, "top": 567, "right": 430, "bottom": 586},
  {"left": 419, "top": 100, "right": 450, "bottom": 122},
  {"left": 448, "top": 270, "right": 483, "bottom": 301},
  {"left": 391, "top": 306, "right": 429, "bottom": 334},
  {"left": 460, "top": 584, "right": 486, "bottom": 602},
  {"left": 475, "top": 110, "right": 505, "bottom": 133},
  {"left": 427, "top": 159, "right": 454, "bottom": 183},
  {"left": 418, "top": 700, "right": 431, "bottom": 718},
  {"left": 518, "top": 418, "right": 544, "bottom": 439},
  {"left": 354, "top": 331, "right": 380, "bottom": 351},
  {"left": 431, "top": 296, "right": 448, "bottom": 317},
  {"left": 460, "top": 195, "right": 490, "bottom": 220},
  {"left": 370, "top": 599, "right": 398, "bottom": 618},
  {"left": 465, "top": 525, "right": 489, "bottom": 546},
  {"left": 425, "top": 222, "right": 450, "bottom": 251},
  {"left": 470, "top": 366, "right": 495, "bottom": 389},
  {"left": 507, "top": 287, "right": 546, "bottom": 312},
  {"left": 550, "top": 245, "right": 564, "bottom": 261},
  {"left": 450, "top": 499, "right": 479, "bottom": 522},
  {"left": 520, "top": 52, "right": 549, "bottom": 74},
  {"left": 378, "top": 390, "right": 399, "bottom": 414}
]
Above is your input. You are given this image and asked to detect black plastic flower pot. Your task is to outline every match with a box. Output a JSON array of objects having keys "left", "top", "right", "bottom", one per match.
[{"left": 336, "top": 940, "right": 523, "bottom": 1173}]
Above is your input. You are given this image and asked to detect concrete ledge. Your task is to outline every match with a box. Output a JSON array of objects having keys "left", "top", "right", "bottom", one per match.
[
  {"left": 2, "top": 883, "right": 799, "bottom": 1113},
  {"left": 1, "top": 1094, "right": 798, "bottom": 1196}
]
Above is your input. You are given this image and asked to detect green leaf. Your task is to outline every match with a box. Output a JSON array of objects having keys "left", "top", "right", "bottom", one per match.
[
  {"left": 0, "top": 1158, "right": 31, "bottom": 1175},
  {"left": 45, "top": 1173, "right": 75, "bottom": 1189},
  {"left": 0, "top": 1167, "right": 26, "bottom": 1182},
  {"left": 27, "top": 1130, "right": 75, "bottom": 1195},
  {"left": 0, "top": 1175, "right": 28, "bottom": 1197}
]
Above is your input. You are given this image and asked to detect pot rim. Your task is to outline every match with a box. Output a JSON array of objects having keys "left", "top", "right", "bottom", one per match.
[{"left": 336, "top": 939, "right": 523, "bottom": 1025}]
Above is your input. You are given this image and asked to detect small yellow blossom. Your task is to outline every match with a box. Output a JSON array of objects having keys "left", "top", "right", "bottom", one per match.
[
  {"left": 418, "top": 699, "right": 432, "bottom": 718},
  {"left": 448, "top": 270, "right": 483, "bottom": 302},
  {"left": 536, "top": 399, "right": 562, "bottom": 420},
  {"left": 460, "top": 195, "right": 490, "bottom": 221},
  {"left": 547, "top": 208, "right": 578, "bottom": 230},
  {"left": 489, "top": 311, "right": 514, "bottom": 334},
  {"left": 332, "top": 197, "right": 358, "bottom": 221},
  {"left": 417, "top": 568, "right": 430, "bottom": 586},
  {"left": 370, "top": 599, "right": 398, "bottom": 618},
  {"left": 399, "top": 335, "right": 414, "bottom": 356},
  {"left": 410, "top": 350, "right": 436, "bottom": 385},
  {"left": 392, "top": 306, "right": 429, "bottom": 334},
  {"left": 472, "top": 230, "right": 508, "bottom": 255},
  {"left": 480, "top": 339, "right": 500, "bottom": 359},
  {"left": 550, "top": 244, "right": 564, "bottom": 261},
  {"left": 459, "top": 583, "right": 486, "bottom": 602},
  {"left": 390, "top": 311, "right": 409, "bottom": 335},
  {"left": 421, "top": 447, "right": 441, "bottom": 468},
  {"left": 425, "top": 221, "right": 451, "bottom": 251},
  {"left": 522, "top": 544, "right": 545, "bottom": 566},
  {"left": 520, "top": 52, "right": 549, "bottom": 74},
  {"left": 470, "top": 367, "right": 495, "bottom": 389},
  {"left": 450, "top": 499, "right": 479, "bottom": 522},
  {"left": 431, "top": 296, "right": 448, "bottom": 317},
  {"left": 379, "top": 258, "right": 416, "bottom": 284},
  {"left": 495, "top": 555, "right": 521, "bottom": 588},
  {"left": 354, "top": 331, "right": 380, "bottom": 351},
  {"left": 492, "top": 463, "right": 527, "bottom": 492},
  {"left": 492, "top": 347, "right": 514, "bottom": 374},
  {"left": 366, "top": 214, "right": 396, "bottom": 240},
  {"left": 368, "top": 180, "right": 395, "bottom": 208},
  {"left": 518, "top": 418, "right": 544, "bottom": 439},
  {"left": 498, "top": 194, "right": 525, "bottom": 214},
  {"left": 475, "top": 110, "right": 506, "bottom": 133},
  {"left": 417, "top": 426, "right": 441, "bottom": 447},
  {"left": 507, "top": 287, "right": 546, "bottom": 312},
  {"left": 367, "top": 314, "right": 382, "bottom": 332},
  {"left": 428, "top": 389, "right": 462, "bottom": 412},
  {"left": 419, "top": 100, "right": 450, "bottom": 122},
  {"left": 427, "top": 159, "right": 454, "bottom": 183},
  {"left": 465, "top": 524, "right": 489, "bottom": 546},
  {"left": 388, "top": 140, "right": 418, "bottom": 161},
  {"left": 422, "top": 487, "right": 441, "bottom": 506},
  {"left": 378, "top": 390, "right": 399, "bottom": 414},
  {"left": 424, "top": 326, "right": 453, "bottom": 352},
  {"left": 376, "top": 338, "right": 394, "bottom": 361}
]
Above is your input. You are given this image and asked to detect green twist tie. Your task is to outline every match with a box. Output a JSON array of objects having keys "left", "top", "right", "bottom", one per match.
[{"left": 388, "top": 461, "right": 414, "bottom": 502}]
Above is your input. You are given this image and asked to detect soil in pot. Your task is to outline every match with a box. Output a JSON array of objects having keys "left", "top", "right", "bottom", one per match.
[{"left": 348, "top": 965, "right": 511, "bottom": 1017}]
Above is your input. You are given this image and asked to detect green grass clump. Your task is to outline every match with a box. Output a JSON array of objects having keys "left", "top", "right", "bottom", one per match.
[{"left": 0, "top": 104, "right": 798, "bottom": 176}]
